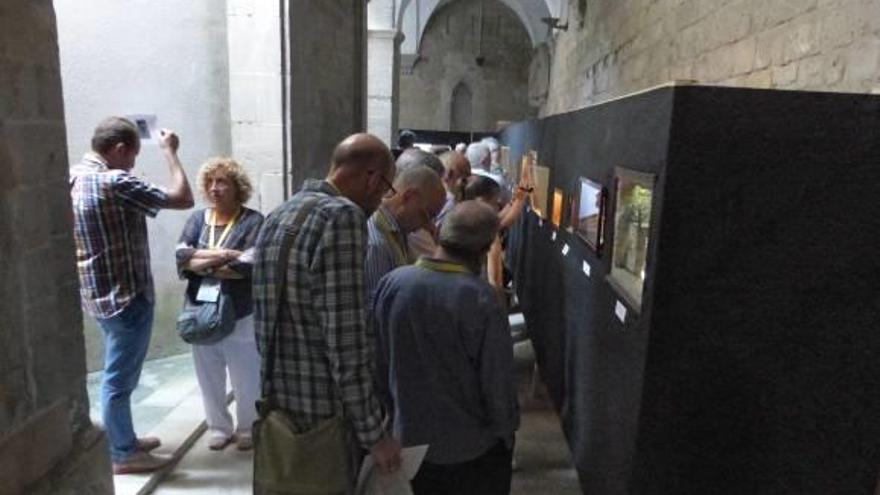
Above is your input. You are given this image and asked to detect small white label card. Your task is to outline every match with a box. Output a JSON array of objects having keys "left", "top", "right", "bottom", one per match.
[
  {"left": 196, "top": 278, "right": 221, "bottom": 303},
  {"left": 582, "top": 261, "right": 591, "bottom": 277},
  {"left": 615, "top": 300, "right": 627, "bottom": 323},
  {"left": 561, "top": 244, "right": 570, "bottom": 256},
  {"left": 551, "top": 231, "right": 557, "bottom": 242}
]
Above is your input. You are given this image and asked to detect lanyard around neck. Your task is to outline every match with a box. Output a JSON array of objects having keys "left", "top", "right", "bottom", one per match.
[
  {"left": 376, "top": 208, "right": 409, "bottom": 266},
  {"left": 209, "top": 208, "right": 241, "bottom": 250},
  {"left": 414, "top": 257, "right": 473, "bottom": 275}
]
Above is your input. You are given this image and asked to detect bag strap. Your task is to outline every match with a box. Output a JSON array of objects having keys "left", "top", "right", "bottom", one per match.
[{"left": 262, "top": 195, "right": 322, "bottom": 401}]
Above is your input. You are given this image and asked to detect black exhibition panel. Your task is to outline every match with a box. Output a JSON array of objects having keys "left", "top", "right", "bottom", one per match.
[
  {"left": 404, "top": 129, "right": 496, "bottom": 147},
  {"left": 501, "top": 84, "right": 880, "bottom": 495}
]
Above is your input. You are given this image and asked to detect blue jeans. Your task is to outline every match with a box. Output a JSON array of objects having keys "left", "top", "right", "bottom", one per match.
[{"left": 96, "top": 294, "right": 154, "bottom": 462}]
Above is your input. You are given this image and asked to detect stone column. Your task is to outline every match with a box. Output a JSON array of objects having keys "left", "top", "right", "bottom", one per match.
[
  {"left": 367, "top": 28, "right": 403, "bottom": 148},
  {"left": 287, "top": 0, "right": 367, "bottom": 188},
  {"left": 0, "top": 1, "right": 112, "bottom": 493}
]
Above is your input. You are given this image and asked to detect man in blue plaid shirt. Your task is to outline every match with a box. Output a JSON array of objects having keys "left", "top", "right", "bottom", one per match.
[
  {"left": 252, "top": 133, "right": 402, "bottom": 484},
  {"left": 70, "top": 117, "right": 194, "bottom": 474}
]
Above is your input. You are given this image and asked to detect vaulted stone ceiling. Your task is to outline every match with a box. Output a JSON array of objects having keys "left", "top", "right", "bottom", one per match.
[{"left": 369, "top": 0, "right": 563, "bottom": 54}]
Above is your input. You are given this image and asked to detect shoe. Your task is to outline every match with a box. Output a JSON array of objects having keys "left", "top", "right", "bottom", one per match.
[
  {"left": 236, "top": 434, "right": 253, "bottom": 451},
  {"left": 112, "top": 451, "right": 172, "bottom": 475},
  {"left": 208, "top": 434, "right": 233, "bottom": 451},
  {"left": 136, "top": 436, "right": 161, "bottom": 452}
]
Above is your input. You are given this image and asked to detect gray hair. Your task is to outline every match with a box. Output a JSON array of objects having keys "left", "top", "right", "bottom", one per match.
[
  {"left": 481, "top": 137, "right": 500, "bottom": 152},
  {"left": 439, "top": 200, "right": 499, "bottom": 256},
  {"left": 393, "top": 164, "right": 443, "bottom": 195},
  {"left": 396, "top": 148, "right": 443, "bottom": 176},
  {"left": 465, "top": 142, "right": 491, "bottom": 171}
]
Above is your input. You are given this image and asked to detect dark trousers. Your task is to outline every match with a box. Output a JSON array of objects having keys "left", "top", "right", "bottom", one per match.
[{"left": 411, "top": 441, "right": 513, "bottom": 495}]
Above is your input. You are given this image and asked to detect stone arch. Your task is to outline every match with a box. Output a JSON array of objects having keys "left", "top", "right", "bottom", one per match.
[
  {"left": 399, "top": 0, "right": 534, "bottom": 131},
  {"left": 398, "top": 0, "right": 555, "bottom": 53},
  {"left": 450, "top": 81, "right": 474, "bottom": 131}
]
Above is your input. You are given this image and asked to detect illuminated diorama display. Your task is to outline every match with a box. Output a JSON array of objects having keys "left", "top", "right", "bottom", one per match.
[
  {"left": 519, "top": 153, "right": 532, "bottom": 188},
  {"left": 571, "top": 177, "right": 605, "bottom": 252},
  {"left": 608, "top": 168, "right": 655, "bottom": 310},
  {"left": 520, "top": 151, "right": 549, "bottom": 218},
  {"left": 552, "top": 188, "right": 564, "bottom": 227},
  {"left": 532, "top": 165, "right": 550, "bottom": 218}
]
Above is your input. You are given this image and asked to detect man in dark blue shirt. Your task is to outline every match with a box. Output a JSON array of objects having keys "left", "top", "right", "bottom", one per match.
[{"left": 372, "top": 200, "right": 519, "bottom": 495}]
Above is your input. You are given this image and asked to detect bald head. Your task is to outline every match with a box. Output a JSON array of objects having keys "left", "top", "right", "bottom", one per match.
[
  {"left": 396, "top": 148, "right": 443, "bottom": 176},
  {"left": 330, "top": 133, "right": 394, "bottom": 175},
  {"left": 439, "top": 200, "right": 499, "bottom": 257},
  {"left": 327, "top": 133, "right": 395, "bottom": 216}
]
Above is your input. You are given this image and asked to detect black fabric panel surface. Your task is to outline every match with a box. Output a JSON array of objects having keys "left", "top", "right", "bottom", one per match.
[
  {"left": 502, "top": 87, "right": 674, "bottom": 494},
  {"left": 502, "top": 85, "right": 880, "bottom": 495},
  {"left": 631, "top": 86, "right": 880, "bottom": 495}
]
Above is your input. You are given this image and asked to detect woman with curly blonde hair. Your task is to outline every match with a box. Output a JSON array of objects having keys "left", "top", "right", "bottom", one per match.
[{"left": 175, "top": 157, "right": 263, "bottom": 451}]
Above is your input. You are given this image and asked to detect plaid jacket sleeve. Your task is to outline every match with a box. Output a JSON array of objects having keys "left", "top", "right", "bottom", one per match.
[
  {"left": 113, "top": 172, "right": 168, "bottom": 217},
  {"left": 312, "top": 204, "right": 385, "bottom": 447}
]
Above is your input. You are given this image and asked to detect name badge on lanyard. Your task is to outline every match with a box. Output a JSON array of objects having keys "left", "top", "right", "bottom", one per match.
[{"left": 196, "top": 277, "right": 221, "bottom": 303}]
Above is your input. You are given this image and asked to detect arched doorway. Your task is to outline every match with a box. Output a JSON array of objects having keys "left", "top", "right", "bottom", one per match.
[
  {"left": 450, "top": 81, "right": 473, "bottom": 131},
  {"left": 398, "top": 0, "right": 536, "bottom": 132}
]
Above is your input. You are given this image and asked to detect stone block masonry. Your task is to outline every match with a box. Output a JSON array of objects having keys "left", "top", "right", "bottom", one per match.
[
  {"left": 399, "top": 0, "right": 536, "bottom": 132},
  {"left": 0, "top": 0, "right": 113, "bottom": 493},
  {"left": 540, "top": 0, "right": 880, "bottom": 116}
]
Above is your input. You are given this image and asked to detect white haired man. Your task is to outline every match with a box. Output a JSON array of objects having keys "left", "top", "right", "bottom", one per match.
[{"left": 365, "top": 165, "right": 446, "bottom": 298}]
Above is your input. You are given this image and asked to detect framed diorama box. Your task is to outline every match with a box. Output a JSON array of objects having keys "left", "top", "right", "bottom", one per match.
[{"left": 571, "top": 176, "right": 606, "bottom": 253}]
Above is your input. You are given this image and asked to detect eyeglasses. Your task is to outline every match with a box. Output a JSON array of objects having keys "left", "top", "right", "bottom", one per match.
[{"left": 378, "top": 173, "right": 397, "bottom": 197}]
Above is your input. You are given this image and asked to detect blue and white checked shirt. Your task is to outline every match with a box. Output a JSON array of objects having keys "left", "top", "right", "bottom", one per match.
[
  {"left": 365, "top": 206, "right": 409, "bottom": 300},
  {"left": 69, "top": 153, "right": 168, "bottom": 319},
  {"left": 252, "top": 179, "right": 386, "bottom": 447}
]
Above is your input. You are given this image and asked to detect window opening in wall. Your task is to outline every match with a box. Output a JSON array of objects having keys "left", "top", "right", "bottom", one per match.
[
  {"left": 578, "top": 0, "right": 588, "bottom": 28},
  {"left": 451, "top": 81, "right": 473, "bottom": 131}
]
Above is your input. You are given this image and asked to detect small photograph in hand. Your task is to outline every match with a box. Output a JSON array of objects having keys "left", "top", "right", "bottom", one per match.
[{"left": 125, "top": 114, "right": 158, "bottom": 141}]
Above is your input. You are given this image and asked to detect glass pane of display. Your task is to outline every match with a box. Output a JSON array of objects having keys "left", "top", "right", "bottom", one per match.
[
  {"left": 573, "top": 177, "right": 604, "bottom": 251},
  {"left": 609, "top": 169, "right": 654, "bottom": 310}
]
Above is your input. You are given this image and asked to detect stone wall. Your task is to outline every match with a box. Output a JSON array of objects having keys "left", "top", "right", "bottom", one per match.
[
  {"left": 227, "top": 0, "right": 286, "bottom": 213},
  {"left": 541, "top": 0, "right": 880, "bottom": 116},
  {"left": 54, "top": 0, "right": 234, "bottom": 370},
  {"left": 0, "top": 1, "right": 112, "bottom": 493},
  {"left": 400, "top": 0, "right": 536, "bottom": 132}
]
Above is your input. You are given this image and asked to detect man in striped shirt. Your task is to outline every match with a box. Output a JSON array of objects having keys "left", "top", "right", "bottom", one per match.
[
  {"left": 364, "top": 164, "right": 446, "bottom": 299},
  {"left": 69, "top": 117, "right": 194, "bottom": 474},
  {"left": 252, "top": 133, "right": 402, "bottom": 487}
]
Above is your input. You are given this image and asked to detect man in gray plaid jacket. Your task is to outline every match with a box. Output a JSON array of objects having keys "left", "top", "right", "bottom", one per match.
[{"left": 252, "top": 133, "right": 402, "bottom": 487}]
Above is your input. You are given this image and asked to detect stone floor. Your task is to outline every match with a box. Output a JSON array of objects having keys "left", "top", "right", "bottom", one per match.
[
  {"left": 152, "top": 399, "right": 580, "bottom": 495},
  {"left": 87, "top": 353, "right": 198, "bottom": 436},
  {"left": 88, "top": 353, "right": 582, "bottom": 495}
]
